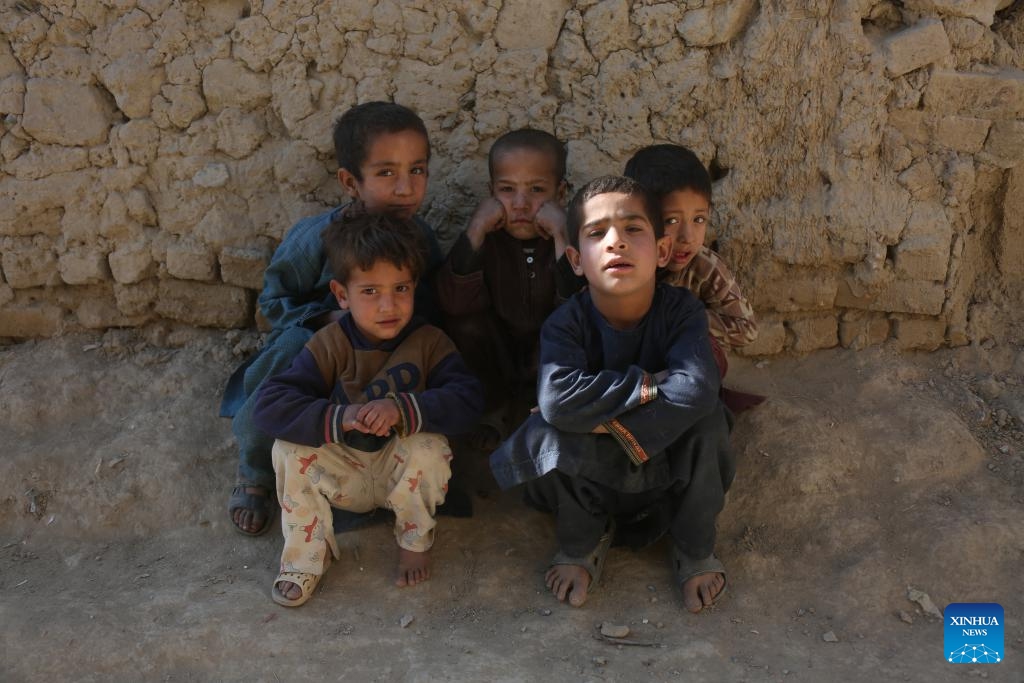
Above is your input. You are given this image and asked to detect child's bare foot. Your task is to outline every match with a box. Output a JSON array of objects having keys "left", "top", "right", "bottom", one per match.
[
  {"left": 545, "top": 564, "right": 591, "bottom": 607},
  {"left": 681, "top": 571, "right": 726, "bottom": 613},
  {"left": 396, "top": 547, "right": 431, "bottom": 587}
]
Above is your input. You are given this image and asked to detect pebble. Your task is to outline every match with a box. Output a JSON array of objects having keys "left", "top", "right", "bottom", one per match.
[
  {"left": 593, "top": 657, "right": 607, "bottom": 667},
  {"left": 822, "top": 631, "right": 839, "bottom": 643},
  {"left": 999, "top": 444, "right": 1009, "bottom": 454},
  {"left": 400, "top": 614, "right": 414, "bottom": 628},
  {"left": 539, "top": 608, "right": 552, "bottom": 616},
  {"left": 898, "top": 610, "right": 914, "bottom": 624},
  {"left": 600, "top": 622, "right": 630, "bottom": 638}
]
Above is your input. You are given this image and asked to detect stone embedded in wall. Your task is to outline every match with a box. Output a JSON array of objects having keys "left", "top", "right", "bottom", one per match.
[
  {"left": 897, "top": 159, "right": 942, "bottom": 200},
  {"left": 893, "top": 317, "right": 947, "bottom": 351},
  {"left": 676, "top": 0, "right": 757, "bottom": 48},
  {"left": 193, "top": 163, "right": 230, "bottom": 188},
  {"left": 924, "top": 69, "right": 1024, "bottom": 119},
  {"left": 977, "top": 120, "right": 1024, "bottom": 169},
  {"left": 8, "top": 145, "right": 90, "bottom": 181},
  {"left": 114, "top": 280, "right": 158, "bottom": 317},
  {"left": 934, "top": 115, "right": 991, "bottom": 153},
  {"left": 895, "top": 203, "right": 953, "bottom": 282},
  {"left": 735, "top": 316, "right": 787, "bottom": 357},
  {"left": 220, "top": 246, "right": 272, "bottom": 289},
  {"left": 215, "top": 108, "right": 268, "bottom": 159},
  {"left": 998, "top": 165, "right": 1023, "bottom": 278},
  {"left": 99, "top": 57, "right": 164, "bottom": 119},
  {"left": 202, "top": 59, "right": 272, "bottom": 113},
  {"left": 632, "top": 3, "right": 683, "bottom": 48},
  {"left": 393, "top": 58, "right": 475, "bottom": 122},
  {"left": 109, "top": 242, "right": 156, "bottom": 284},
  {"left": 0, "top": 73, "right": 25, "bottom": 115},
  {"left": 273, "top": 140, "right": 326, "bottom": 195},
  {"left": 583, "top": 0, "right": 633, "bottom": 60},
  {"left": 59, "top": 247, "right": 111, "bottom": 286},
  {"left": 903, "top": 0, "right": 1005, "bottom": 26},
  {"left": 22, "top": 79, "right": 113, "bottom": 146},
  {"left": 756, "top": 271, "right": 839, "bottom": 313},
  {"left": 0, "top": 304, "right": 63, "bottom": 337},
  {"left": 230, "top": 15, "right": 292, "bottom": 72},
  {"left": 494, "top": 0, "right": 569, "bottom": 50},
  {"left": 593, "top": 50, "right": 655, "bottom": 159},
  {"left": 883, "top": 19, "right": 952, "bottom": 77},
  {"left": 836, "top": 278, "right": 946, "bottom": 316},
  {"left": 788, "top": 315, "right": 839, "bottom": 353},
  {"left": 166, "top": 241, "right": 217, "bottom": 282},
  {"left": 155, "top": 280, "right": 252, "bottom": 328},
  {"left": 2, "top": 244, "right": 58, "bottom": 289},
  {"left": 152, "top": 84, "right": 207, "bottom": 129},
  {"left": 113, "top": 119, "right": 161, "bottom": 166},
  {"left": 839, "top": 313, "right": 891, "bottom": 350},
  {"left": 77, "top": 296, "right": 150, "bottom": 329}
]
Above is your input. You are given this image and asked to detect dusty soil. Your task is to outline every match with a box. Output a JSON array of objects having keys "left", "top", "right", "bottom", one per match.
[{"left": 1, "top": 328, "right": 1022, "bottom": 682}]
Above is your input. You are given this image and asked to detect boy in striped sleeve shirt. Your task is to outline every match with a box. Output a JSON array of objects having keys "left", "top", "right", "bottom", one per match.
[{"left": 253, "top": 208, "right": 482, "bottom": 607}]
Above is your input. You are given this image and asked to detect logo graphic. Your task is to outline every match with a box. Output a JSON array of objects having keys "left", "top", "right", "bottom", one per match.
[{"left": 945, "top": 603, "right": 1003, "bottom": 664}]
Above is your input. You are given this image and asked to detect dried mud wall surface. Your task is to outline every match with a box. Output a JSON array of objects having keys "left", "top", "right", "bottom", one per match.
[{"left": 0, "top": 0, "right": 1021, "bottom": 353}]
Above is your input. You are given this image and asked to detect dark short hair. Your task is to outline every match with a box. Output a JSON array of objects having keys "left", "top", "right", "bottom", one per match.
[
  {"left": 488, "top": 128, "right": 567, "bottom": 182},
  {"left": 321, "top": 206, "right": 428, "bottom": 285},
  {"left": 623, "top": 144, "right": 712, "bottom": 202},
  {"left": 332, "top": 102, "right": 430, "bottom": 179},
  {"left": 566, "top": 175, "right": 663, "bottom": 250}
]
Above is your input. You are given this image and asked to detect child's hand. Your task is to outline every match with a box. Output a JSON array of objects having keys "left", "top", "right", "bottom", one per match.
[
  {"left": 342, "top": 403, "right": 367, "bottom": 433},
  {"left": 465, "top": 198, "right": 506, "bottom": 250},
  {"left": 535, "top": 200, "right": 568, "bottom": 256},
  {"left": 355, "top": 398, "right": 400, "bottom": 437}
]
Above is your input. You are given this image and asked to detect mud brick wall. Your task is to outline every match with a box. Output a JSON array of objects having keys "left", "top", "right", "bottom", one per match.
[{"left": 1, "top": 0, "right": 1022, "bottom": 353}]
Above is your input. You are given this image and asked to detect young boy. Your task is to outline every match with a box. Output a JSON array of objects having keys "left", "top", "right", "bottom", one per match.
[
  {"left": 224, "top": 102, "right": 443, "bottom": 536},
  {"left": 489, "top": 176, "right": 735, "bottom": 613},
  {"left": 252, "top": 209, "right": 483, "bottom": 606},
  {"left": 623, "top": 145, "right": 763, "bottom": 411},
  {"left": 436, "top": 128, "right": 580, "bottom": 442}
]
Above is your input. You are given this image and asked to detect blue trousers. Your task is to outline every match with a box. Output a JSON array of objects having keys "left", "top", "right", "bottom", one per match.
[{"left": 231, "top": 326, "right": 314, "bottom": 490}]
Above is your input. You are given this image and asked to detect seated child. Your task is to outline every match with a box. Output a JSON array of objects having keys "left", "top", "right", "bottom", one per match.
[
  {"left": 224, "top": 101, "right": 443, "bottom": 536},
  {"left": 437, "top": 128, "right": 580, "bottom": 441},
  {"left": 489, "top": 176, "right": 735, "bottom": 613},
  {"left": 252, "top": 208, "right": 483, "bottom": 606},
  {"left": 624, "top": 144, "right": 763, "bottom": 412}
]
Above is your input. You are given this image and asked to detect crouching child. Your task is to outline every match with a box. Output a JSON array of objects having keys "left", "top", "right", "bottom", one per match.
[
  {"left": 489, "top": 176, "right": 734, "bottom": 612},
  {"left": 254, "top": 208, "right": 483, "bottom": 606}
]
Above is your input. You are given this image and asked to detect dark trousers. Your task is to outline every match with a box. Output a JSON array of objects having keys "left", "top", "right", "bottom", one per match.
[{"left": 523, "top": 406, "right": 734, "bottom": 560}]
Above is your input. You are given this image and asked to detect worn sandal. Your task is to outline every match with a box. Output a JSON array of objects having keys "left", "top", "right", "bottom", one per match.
[
  {"left": 271, "top": 555, "right": 332, "bottom": 607},
  {"left": 671, "top": 545, "right": 727, "bottom": 611},
  {"left": 228, "top": 485, "right": 276, "bottom": 536},
  {"left": 549, "top": 528, "right": 613, "bottom": 602}
]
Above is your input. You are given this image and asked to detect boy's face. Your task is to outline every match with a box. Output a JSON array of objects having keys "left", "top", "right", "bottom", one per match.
[
  {"left": 337, "top": 129, "right": 429, "bottom": 221},
  {"left": 566, "top": 191, "right": 671, "bottom": 298},
  {"left": 329, "top": 261, "right": 416, "bottom": 345},
  {"left": 490, "top": 147, "right": 566, "bottom": 240},
  {"left": 661, "top": 188, "right": 709, "bottom": 272}
]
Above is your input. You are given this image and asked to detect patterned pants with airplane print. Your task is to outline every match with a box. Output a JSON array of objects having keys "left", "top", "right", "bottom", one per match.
[{"left": 272, "top": 433, "right": 452, "bottom": 576}]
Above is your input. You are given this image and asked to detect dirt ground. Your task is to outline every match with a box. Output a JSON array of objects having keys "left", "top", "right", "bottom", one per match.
[{"left": 1, "top": 327, "right": 1022, "bottom": 682}]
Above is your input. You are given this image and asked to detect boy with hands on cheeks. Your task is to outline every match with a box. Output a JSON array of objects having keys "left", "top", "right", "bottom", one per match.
[
  {"left": 253, "top": 209, "right": 482, "bottom": 606},
  {"left": 438, "top": 129, "right": 581, "bottom": 443}
]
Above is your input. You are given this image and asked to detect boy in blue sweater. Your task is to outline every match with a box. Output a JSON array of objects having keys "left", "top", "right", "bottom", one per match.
[
  {"left": 490, "top": 176, "right": 734, "bottom": 613},
  {"left": 253, "top": 208, "right": 482, "bottom": 606},
  {"left": 225, "top": 102, "right": 442, "bottom": 536}
]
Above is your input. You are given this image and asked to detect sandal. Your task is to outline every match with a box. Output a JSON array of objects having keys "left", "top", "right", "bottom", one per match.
[
  {"left": 549, "top": 528, "right": 613, "bottom": 602},
  {"left": 671, "top": 545, "right": 727, "bottom": 611},
  {"left": 271, "top": 554, "right": 332, "bottom": 607},
  {"left": 228, "top": 485, "right": 276, "bottom": 536}
]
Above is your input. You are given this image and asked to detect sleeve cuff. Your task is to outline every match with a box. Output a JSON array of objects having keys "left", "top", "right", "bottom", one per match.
[
  {"left": 324, "top": 404, "right": 345, "bottom": 443},
  {"left": 603, "top": 418, "right": 650, "bottom": 466},
  {"left": 388, "top": 392, "right": 422, "bottom": 438}
]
